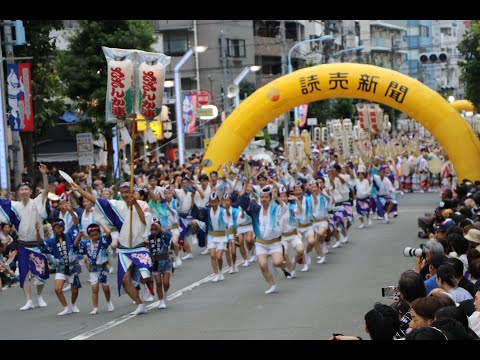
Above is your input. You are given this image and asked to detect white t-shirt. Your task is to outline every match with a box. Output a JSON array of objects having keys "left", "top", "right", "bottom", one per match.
[
  {"left": 355, "top": 178, "right": 372, "bottom": 199},
  {"left": 194, "top": 185, "right": 211, "bottom": 209},
  {"left": 12, "top": 194, "right": 47, "bottom": 242},
  {"left": 108, "top": 199, "right": 152, "bottom": 248},
  {"left": 175, "top": 189, "right": 193, "bottom": 214}
]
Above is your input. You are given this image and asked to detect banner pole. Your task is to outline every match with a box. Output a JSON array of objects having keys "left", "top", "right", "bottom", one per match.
[{"left": 129, "top": 119, "right": 136, "bottom": 249}]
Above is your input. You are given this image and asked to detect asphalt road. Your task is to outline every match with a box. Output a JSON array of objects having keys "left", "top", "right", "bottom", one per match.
[{"left": 0, "top": 192, "right": 439, "bottom": 340}]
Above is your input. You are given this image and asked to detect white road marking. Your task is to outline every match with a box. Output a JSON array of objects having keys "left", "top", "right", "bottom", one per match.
[{"left": 70, "top": 261, "right": 242, "bottom": 340}]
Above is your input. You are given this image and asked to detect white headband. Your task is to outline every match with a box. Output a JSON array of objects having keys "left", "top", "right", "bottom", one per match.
[{"left": 261, "top": 185, "right": 273, "bottom": 194}]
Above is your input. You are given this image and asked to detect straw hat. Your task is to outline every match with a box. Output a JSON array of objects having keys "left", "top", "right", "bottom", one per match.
[{"left": 465, "top": 228, "right": 480, "bottom": 244}]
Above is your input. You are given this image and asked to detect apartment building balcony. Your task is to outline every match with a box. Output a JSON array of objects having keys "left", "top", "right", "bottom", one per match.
[
  {"left": 254, "top": 36, "right": 297, "bottom": 57},
  {"left": 370, "top": 38, "right": 408, "bottom": 53}
]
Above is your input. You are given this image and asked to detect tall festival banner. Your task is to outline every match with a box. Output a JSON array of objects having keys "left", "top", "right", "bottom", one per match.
[
  {"left": 103, "top": 47, "right": 171, "bottom": 247},
  {"left": 183, "top": 94, "right": 198, "bottom": 134},
  {"left": 6, "top": 63, "right": 34, "bottom": 132}
]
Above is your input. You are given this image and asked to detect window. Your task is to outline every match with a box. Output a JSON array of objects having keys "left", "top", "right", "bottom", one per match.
[
  {"left": 440, "top": 27, "right": 452, "bottom": 36},
  {"left": 151, "top": 20, "right": 161, "bottom": 32},
  {"left": 254, "top": 20, "right": 278, "bottom": 38},
  {"left": 409, "top": 26, "right": 419, "bottom": 36},
  {"left": 163, "top": 31, "right": 189, "bottom": 56},
  {"left": 285, "top": 22, "right": 298, "bottom": 40},
  {"left": 227, "top": 39, "right": 246, "bottom": 58},
  {"left": 419, "top": 25, "right": 429, "bottom": 37},
  {"left": 260, "top": 56, "right": 281, "bottom": 75},
  {"left": 310, "top": 35, "right": 320, "bottom": 51}
]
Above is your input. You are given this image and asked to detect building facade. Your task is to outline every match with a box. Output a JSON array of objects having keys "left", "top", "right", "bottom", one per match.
[{"left": 52, "top": 20, "right": 468, "bottom": 155}]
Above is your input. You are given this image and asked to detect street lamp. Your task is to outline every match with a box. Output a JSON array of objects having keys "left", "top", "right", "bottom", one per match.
[
  {"left": 330, "top": 45, "right": 365, "bottom": 61},
  {"left": 230, "top": 65, "right": 261, "bottom": 107},
  {"left": 287, "top": 35, "right": 333, "bottom": 73},
  {"left": 287, "top": 35, "right": 333, "bottom": 137},
  {"left": 174, "top": 45, "right": 207, "bottom": 166}
]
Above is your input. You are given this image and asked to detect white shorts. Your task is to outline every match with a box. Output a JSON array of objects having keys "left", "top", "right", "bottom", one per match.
[
  {"left": 55, "top": 272, "right": 76, "bottom": 284},
  {"left": 207, "top": 239, "right": 227, "bottom": 251},
  {"left": 297, "top": 226, "right": 314, "bottom": 241},
  {"left": 237, "top": 224, "right": 253, "bottom": 235},
  {"left": 313, "top": 220, "right": 329, "bottom": 232},
  {"left": 281, "top": 234, "right": 303, "bottom": 250},
  {"left": 88, "top": 272, "right": 109, "bottom": 285},
  {"left": 167, "top": 228, "right": 180, "bottom": 238},
  {"left": 255, "top": 241, "right": 283, "bottom": 256}
]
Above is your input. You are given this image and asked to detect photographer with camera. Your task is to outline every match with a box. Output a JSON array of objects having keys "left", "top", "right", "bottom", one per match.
[{"left": 408, "top": 240, "right": 445, "bottom": 280}]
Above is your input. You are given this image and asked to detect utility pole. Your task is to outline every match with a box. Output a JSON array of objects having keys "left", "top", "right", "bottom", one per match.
[
  {"left": 0, "top": 36, "right": 10, "bottom": 191},
  {"left": 2, "top": 20, "right": 23, "bottom": 190},
  {"left": 280, "top": 20, "right": 289, "bottom": 143},
  {"left": 193, "top": 20, "right": 201, "bottom": 92},
  {"left": 391, "top": 37, "right": 395, "bottom": 70},
  {"left": 220, "top": 31, "right": 230, "bottom": 116}
]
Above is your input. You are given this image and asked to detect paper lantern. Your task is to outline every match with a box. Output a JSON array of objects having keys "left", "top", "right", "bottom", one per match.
[{"left": 104, "top": 49, "right": 134, "bottom": 120}]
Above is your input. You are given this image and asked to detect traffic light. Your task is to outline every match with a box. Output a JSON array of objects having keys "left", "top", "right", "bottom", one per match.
[
  {"left": 14, "top": 20, "right": 26, "bottom": 45},
  {"left": 440, "top": 85, "right": 455, "bottom": 92},
  {"left": 418, "top": 52, "right": 448, "bottom": 64}
]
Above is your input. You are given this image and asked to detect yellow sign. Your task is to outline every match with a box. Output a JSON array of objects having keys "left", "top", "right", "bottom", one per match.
[
  {"left": 204, "top": 138, "right": 211, "bottom": 150},
  {"left": 136, "top": 116, "right": 163, "bottom": 139}
]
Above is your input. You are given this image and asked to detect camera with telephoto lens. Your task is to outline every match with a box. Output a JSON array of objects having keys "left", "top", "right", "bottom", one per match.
[{"left": 403, "top": 243, "right": 427, "bottom": 258}]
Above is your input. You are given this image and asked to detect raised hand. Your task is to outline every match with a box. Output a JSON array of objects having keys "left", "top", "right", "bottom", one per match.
[
  {"left": 38, "top": 163, "right": 48, "bottom": 174},
  {"left": 69, "top": 182, "right": 81, "bottom": 192}
]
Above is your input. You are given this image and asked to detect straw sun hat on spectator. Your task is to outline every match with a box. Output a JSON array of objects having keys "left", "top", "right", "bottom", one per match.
[{"left": 465, "top": 228, "right": 480, "bottom": 244}]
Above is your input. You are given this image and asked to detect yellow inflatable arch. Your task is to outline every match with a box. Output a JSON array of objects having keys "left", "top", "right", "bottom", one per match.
[
  {"left": 451, "top": 99, "right": 475, "bottom": 112},
  {"left": 202, "top": 63, "right": 480, "bottom": 182}
]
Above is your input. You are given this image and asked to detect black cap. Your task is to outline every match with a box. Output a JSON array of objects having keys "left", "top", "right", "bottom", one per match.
[{"left": 439, "top": 199, "right": 453, "bottom": 210}]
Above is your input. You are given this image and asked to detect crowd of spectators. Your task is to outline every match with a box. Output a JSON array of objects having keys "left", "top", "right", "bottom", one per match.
[{"left": 332, "top": 180, "right": 480, "bottom": 340}]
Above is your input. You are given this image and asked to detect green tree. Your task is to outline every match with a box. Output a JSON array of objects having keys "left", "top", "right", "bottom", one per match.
[
  {"left": 331, "top": 98, "right": 355, "bottom": 119},
  {"left": 239, "top": 81, "right": 256, "bottom": 101},
  {"left": 14, "top": 20, "right": 65, "bottom": 182},
  {"left": 57, "top": 20, "right": 156, "bottom": 184},
  {"left": 458, "top": 20, "right": 480, "bottom": 110}
]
